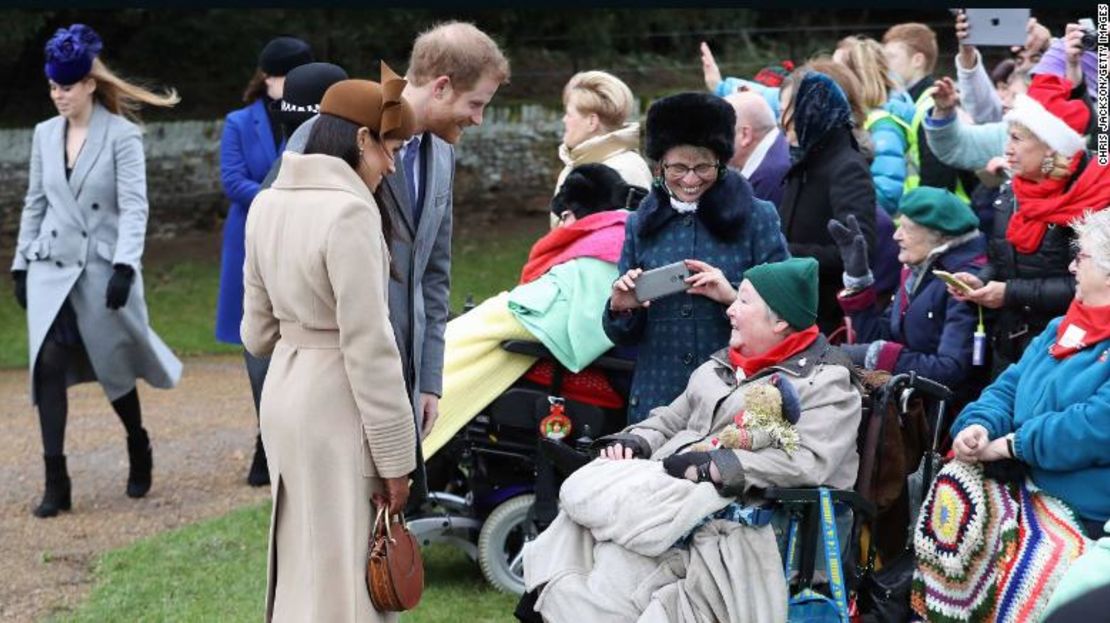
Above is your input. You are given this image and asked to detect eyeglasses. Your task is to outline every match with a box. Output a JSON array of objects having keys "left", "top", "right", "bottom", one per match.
[
  {"left": 1076, "top": 251, "right": 1092, "bottom": 264},
  {"left": 661, "top": 162, "right": 719, "bottom": 179}
]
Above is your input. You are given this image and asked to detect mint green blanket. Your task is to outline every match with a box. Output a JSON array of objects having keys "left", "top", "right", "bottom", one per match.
[{"left": 507, "top": 257, "right": 617, "bottom": 373}]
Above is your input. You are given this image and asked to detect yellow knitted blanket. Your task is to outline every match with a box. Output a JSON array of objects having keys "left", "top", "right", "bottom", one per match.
[{"left": 422, "top": 292, "right": 538, "bottom": 459}]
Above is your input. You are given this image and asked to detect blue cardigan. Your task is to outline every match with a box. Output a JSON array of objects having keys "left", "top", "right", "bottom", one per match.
[
  {"left": 952, "top": 317, "right": 1110, "bottom": 522},
  {"left": 215, "top": 98, "right": 281, "bottom": 344}
]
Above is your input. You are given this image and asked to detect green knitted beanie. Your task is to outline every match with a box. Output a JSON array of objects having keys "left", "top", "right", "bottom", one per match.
[{"left": 744, "top": 257, "right": 819, "bottom": 330}]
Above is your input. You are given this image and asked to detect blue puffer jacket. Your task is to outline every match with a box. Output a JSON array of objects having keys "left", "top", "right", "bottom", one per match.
[
  {"left": 603, "top": 171, "right": 789, "bottom": 424},
  {"left": 840, "top": 231, "right": 986, "bottom": 390},
  {"left": 867, "top": 93, "right": 915, "bottom": 216},
  {"left": 952, "top": 317, "right": 1110, "bottom": 522}
]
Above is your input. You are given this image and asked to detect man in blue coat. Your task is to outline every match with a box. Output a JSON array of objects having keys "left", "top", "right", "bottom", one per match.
[{"left": 724, "top": 91, "right": 790, "bottom": 208}]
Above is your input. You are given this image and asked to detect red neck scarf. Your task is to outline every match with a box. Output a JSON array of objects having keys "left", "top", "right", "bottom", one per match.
[
  {"left": 1007, "top": 157, "right": 1110, "bottom": 254},
  {"left": 1049, "top": 300, "right": 1110, "bottom": 359},
  {"left": 728, "top": 326, "right": 820, "bottom": 378},
  {"left": 519, "top": 210, "right": 629, "bottom": 284}
]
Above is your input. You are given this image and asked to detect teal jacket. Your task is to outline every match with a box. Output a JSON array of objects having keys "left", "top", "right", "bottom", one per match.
[
  {"left": 508, "top": 257, "right": 617, "bottom": 373},
  {"left": 952, "top": 317, "right": 1110, "bottom": 521},
  {"left": 922, "top": 111, "right": 1006, "bottom": 173}
]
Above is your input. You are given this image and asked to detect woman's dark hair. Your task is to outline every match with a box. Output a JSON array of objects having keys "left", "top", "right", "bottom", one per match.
[
  {"left": 304, "top": 114, "right": 397, "bottom": 277},
  {"left": 551, "top": 163, "right": 636, "bottom": 219},
  {"left": 242, "top": 68, "right": 267, "bottom": 103},
  {"left": 990, "top": 58, "right": 1016, "bottom": 87}
]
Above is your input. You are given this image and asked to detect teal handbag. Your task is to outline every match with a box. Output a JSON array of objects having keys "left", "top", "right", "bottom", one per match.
[{"left": 784, "top": 488, "right": 851, "bottom": 623}]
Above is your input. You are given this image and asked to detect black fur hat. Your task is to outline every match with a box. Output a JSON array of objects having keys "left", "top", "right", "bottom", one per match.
[
  {"left": 551, "top": 164, "right": 632, "bottom": 219},
  {"left": 644, "top": 92, "right": 736, "bottom": 163}
]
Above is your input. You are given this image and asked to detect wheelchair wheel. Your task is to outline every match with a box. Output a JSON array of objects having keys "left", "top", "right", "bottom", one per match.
[{"left": 478, "top": 493, "right": 537, "bottom": 595}]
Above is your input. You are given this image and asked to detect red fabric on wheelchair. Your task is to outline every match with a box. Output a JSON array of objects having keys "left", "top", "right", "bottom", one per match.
[{"left": 522, "top": 361, "right": 625, "bottom": 409}]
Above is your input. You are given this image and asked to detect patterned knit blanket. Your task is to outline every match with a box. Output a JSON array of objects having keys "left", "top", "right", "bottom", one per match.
[{"left": 912, "top": 461, "right": 1090, "bottom": 622}]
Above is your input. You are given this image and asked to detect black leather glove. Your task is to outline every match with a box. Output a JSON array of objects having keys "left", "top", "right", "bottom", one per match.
[
  {"left": 662, "top": 451, "right": 717, "bottom": 483},
  {"left": 827, "top": 215, "right": 871, "bottom": 280},
  {"left": 106, "top": 264, "right": 135, "bottom": 310},
  {"left": 12, "top": 270, "right": 27, "bottom": 309}
]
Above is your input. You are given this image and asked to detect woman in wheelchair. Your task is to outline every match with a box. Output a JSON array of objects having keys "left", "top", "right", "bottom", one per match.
[
  {"left": 422, "top": 163, "right": 636, "bottom": 459},
  {"left": 831, "top": 186, "right": 987, "bottom": 400},
  {"left": 912, "top": 209, "right": 1110, "bottom": 622},
  {"left": 518, "top": 258, "right": 863, "bottom": 623}
]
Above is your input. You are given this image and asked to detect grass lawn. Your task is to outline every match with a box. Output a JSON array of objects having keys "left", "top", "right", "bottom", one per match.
[
  {"left": 0, "top": 220, "right": 543, "bottom": 370},
  {"left": 59, "top": 502, "right": 521, "bottom": 622}
]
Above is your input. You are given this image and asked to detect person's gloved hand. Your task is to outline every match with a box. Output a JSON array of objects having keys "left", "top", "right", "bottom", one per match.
[
  {"left": 662, "top": 451, "right": 718, "bottom": 484},
  {"left": 106, "top": 264, "right": 135, "bottom": 310},
  {"left": 827, "top": 215, "right": 871, "bottom": 281},
  {"left": 12, "top": 270, "right": 27, "bottom": 309},
  {"left": 592, "top": 434, "right": 650, "bottom": 460},
  {"left": 768, "top": 373, "right": 801, "bottom": 425},
  {"left": 839, "top": 343, "right": 870, "bottom": 368}
]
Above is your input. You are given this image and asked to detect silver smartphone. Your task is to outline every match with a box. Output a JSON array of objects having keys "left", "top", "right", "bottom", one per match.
[
  {"left": 962, "top": 9, "right": 1031, "bottom": 47},
  {"left": 633, "top": 261, "right": 692, "bottom": 303}
]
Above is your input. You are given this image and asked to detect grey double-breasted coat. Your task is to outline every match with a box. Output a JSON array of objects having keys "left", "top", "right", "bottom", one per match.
[{"left": 11, "top": 102, "right": 182, "bottom": 402}]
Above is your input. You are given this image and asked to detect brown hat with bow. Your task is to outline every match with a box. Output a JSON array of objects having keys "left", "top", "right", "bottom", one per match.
[{"left": 319, "top": 61, "right": 415, "bottom": 141}]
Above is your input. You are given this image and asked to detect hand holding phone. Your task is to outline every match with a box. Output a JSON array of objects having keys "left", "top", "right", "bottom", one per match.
[
  {"left": 933, "top": 270, "right": 977, "bottom": 295},
  {"left": 633, "top": 261, "right": 693, "bottom": 303}
]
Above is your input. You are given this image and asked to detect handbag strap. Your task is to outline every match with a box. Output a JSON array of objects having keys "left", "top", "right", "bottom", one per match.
[{"left": 818, "top": 488, "right": 851, "bottom": 623}]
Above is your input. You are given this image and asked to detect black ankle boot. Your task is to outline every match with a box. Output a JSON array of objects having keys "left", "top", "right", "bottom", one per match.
[
  {"left": 247, "top": 435, "right": 270, "bottom": 487},
  {"left": 126, "top": 429, "right": 152, "bottom": 498},
  {"left": 33, "top": 455, "right": 72, "bottom": 518}
]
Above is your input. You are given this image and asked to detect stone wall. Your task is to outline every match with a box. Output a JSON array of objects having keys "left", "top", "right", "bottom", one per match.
[{"left": 0, "top": 104, "right": 572, "bottom": 245}]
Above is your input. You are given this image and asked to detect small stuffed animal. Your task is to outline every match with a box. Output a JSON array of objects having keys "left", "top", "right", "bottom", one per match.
[{"left": 690, "top": 373, "right": 801, "bottom": 455}]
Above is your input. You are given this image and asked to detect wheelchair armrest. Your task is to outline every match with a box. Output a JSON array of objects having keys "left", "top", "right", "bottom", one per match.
[
  {"left": 763, "top": 487, "right": 876, "bottom": 519},
  {"left": 500, "top": 340, "right": 636, "bottom": 373},
  {"left": 501, "top": 340, "right": 554, "bottom": 359}
]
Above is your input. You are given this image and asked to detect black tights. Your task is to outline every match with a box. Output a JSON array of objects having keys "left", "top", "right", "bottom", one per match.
[{"left": 35, "top": 338, "right": 144, "bottom": 457}]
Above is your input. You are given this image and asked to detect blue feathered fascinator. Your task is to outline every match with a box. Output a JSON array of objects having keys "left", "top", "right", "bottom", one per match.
[{"left": 44, "top": 24, "right": 103, "bottom": 86}]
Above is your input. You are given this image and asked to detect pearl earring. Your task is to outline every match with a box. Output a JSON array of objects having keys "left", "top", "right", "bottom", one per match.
[{"left": 1040, "top": 154, "right": 1055, "bottom": 175}]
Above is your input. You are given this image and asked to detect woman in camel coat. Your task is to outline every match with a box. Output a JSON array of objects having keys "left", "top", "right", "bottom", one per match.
[{"left": 240, "top": 67, "right": 417, "bottom": 622}]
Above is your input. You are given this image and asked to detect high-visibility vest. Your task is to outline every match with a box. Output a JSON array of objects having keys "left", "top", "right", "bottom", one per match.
[{"left": 903, "top": 87, "right": 971, "bottom": 203}]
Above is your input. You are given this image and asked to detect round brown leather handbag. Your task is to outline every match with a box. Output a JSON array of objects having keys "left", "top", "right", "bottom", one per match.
[{"left": 367, "top": 506, "right": 424, "bottom": 611}]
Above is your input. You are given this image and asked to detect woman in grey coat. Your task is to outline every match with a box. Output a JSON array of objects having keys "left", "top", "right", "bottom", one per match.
[{"left": 10, "top": 24, "right": 183, "bottom": 518}]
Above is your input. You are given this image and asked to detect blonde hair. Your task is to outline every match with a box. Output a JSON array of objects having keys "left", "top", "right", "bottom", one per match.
[
  {"left": 562, "top": 70, "right": 635, "bottom": 130},
  {"left": 836, "top": 36, "right": 897, "bottom": 110},
  {"left": 1011, "top": 122, "right": 1073, "bottom": 180},
  {"left": 88, "top": 58, "right": 179, "bottom": 122},
  {"left": 407, "top": 21, "right": 510, "bottom": 91},
  {"left": 882, "top": 23, "right": 939, "bottom": 75}
]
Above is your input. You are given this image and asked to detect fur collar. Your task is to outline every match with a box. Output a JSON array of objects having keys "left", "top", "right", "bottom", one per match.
[{"left": 635, "top": 170, "right": 755, "bottom": 241}]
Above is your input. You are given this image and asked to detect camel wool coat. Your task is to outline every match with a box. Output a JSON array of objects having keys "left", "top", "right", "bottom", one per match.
[{"left": 241, "top": 152, "right": 417, "bottom": 623}]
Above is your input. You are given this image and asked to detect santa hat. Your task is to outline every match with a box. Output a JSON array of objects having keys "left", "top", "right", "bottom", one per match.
[{"left": 1003, "top": 74, "right": 1089, "bottom": 158}]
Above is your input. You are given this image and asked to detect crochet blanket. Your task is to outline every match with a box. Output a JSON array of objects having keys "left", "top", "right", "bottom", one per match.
[
  {"left": 523, "top": 459, "right": 787, "bottom": 623},
  {"left": 912, "top": 461, "right": 1091, "bottom": 622}
]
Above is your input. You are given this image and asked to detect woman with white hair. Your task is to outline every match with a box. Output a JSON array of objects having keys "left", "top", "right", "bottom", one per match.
[{"left": 913, "top": 207, "right": 1110, "bottom": 621}]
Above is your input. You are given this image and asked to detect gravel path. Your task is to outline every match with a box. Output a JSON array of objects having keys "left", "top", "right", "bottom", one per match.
[{"left": 0, "top": 355, "right": 270, "bottom": 622}]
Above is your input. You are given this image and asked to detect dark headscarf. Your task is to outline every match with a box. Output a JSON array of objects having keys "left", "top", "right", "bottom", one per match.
[{"left": 792, "top": 72, "right": 852, "bottom": 154}]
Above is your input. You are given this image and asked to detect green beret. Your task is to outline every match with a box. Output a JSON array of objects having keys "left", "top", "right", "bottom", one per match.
[
  {"left": 744, "top": 257, "right": 819, "bottom": 330},
  {"left": 898, "top": 186, "right": 979, "bottom": 235}
]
